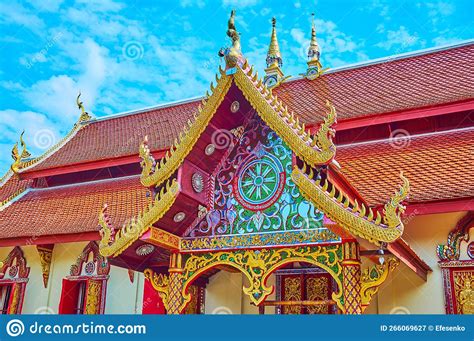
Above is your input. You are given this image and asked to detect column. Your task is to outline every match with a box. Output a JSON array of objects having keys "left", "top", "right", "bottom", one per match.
[{"left": 341, "top": 241, "right": 362, "bottom": 314}]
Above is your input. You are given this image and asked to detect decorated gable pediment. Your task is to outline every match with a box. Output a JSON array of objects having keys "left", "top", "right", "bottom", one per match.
[{"left": 181, "top": 112, "right": 341, "bottom": 250}]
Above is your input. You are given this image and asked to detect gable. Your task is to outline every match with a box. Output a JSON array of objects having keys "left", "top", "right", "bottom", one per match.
[{"left": 183, "top": 112, "right": 341, "bottom": 246}]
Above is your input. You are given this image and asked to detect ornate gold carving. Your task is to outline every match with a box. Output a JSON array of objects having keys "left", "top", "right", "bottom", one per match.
[
  {"left": 37, "top": 245, "right": 54, "bottom": 288},
  {"left": 148, "top": 227, "right": 181, "bottom": 250},
  {"left": 180, "top": 229, "right": 340, "bottom": 252},
  {"left": 283, "top": 277, "right": 301, "bottom": 314},
  {"left": 84, "top": 280, "right": 102, "bottom": 314},
  {"left": 291, "top": 165, "right": 409, "bottom": 245},
  {"left": 10, "top": 131, "right": 31, "bottom": 173},
  {"left": 306, "top": 277, "right": 329, "bottom": 314},
  {"left": 99, "top": 179, "right": 180, "bottom": 257},
  {"left": 454, "top": 272, "right": 474, "bottom": 314},
  {"left": 144, "top": 269, "right": 170, "bottom": 311},
  {"left": 76, "top": 92, "right": 92, "bottom": 123},
  {"left": 178, "top": 246, "right": 344, "bottom": 313},
  {"left": 139, "top": 74, "right": 231, "bottom": 188},
  {"left": 437, "top": 211, "right": 474, "bottom": 261},
  {"left": 233, "top": 66, "right": 336, "bottom": 166},
  {"left": 218, "top": 10, "right": 243, "bottom": 68},
  {"left": 360, "top": 257, "right": 399, "bottom": 311}
]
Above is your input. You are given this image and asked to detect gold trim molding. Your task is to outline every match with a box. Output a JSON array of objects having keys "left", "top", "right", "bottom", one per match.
[
  {"left": 291, "top": 165, "right": 409, "bottom": 245},
  {"left": 99, "top": 179, "right": 180, "bottom": 257}
]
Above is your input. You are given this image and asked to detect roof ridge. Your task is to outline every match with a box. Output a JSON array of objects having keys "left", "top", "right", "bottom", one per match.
[
  {"left": 89, "top": 40, "right": 474, "bottom": 124},
  {"left": 31, "top": 174, "right": 141, "bottom": 193}
]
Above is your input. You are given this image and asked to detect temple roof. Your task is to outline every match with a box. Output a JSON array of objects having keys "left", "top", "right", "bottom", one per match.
[
  {"left": 0, "top": 176, "right": 148, "bottom": 240},
  {"left": 3, "top": 128, "right": 470, "bottom": 242},
  {"left": 338, "top": 127, "right": 474, "bottom": 206},
  {"left": 0, "top": 41, "right": 473, "bottom": 242},
  {"left": 16, "top": 41, "right": 474, "bottom": 174}
]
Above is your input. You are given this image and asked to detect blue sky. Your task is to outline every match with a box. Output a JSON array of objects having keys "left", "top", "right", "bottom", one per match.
[{"left": 0, "top": 0, "right": 473, "bottom": 174}]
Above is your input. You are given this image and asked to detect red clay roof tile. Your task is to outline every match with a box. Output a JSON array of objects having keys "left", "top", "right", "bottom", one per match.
[
  {"left": 337, "top": 128, "right": 474, "bottom": 206},
  {"left": 24, "top": 43, "right": 474, "bottom": 173},
  {"left": 0, "top": 176, "right": 149, "bottom": 239}
]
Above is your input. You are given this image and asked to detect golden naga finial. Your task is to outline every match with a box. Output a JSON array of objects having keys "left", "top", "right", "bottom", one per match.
[
  {"left": 11, "top": 131, "right": 31, "bottom": 173},
  {"left": 383, "top": 171, "right": 410, "bottom": 227},
  {"left": 218, "top": 9, "right": 245, "bottom": 69},
  {"left": 76, "top": 92, "right": 92, "bottom": 123}
]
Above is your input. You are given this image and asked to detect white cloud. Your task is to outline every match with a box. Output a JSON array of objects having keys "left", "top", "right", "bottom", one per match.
[
  {"left": 222, "top": 0, "right": 259, "bottom": 8},
  {"left": 289, "top": 19, "right": 366, "bottom": 69},
  {"left": 180, "top": 0, "right": 205, "bottom": 8},
  {"left": 432, "top": 36, "right": 463, "bottom": 46},
  {"left": 0, "top": 109, "right": 61, "bottom": 160},
  {"left": 376, "top": 26, "right": 421, "bottom": 50},
  {"left": 0, "top": 2, "right": 45, "bottom": 33}
]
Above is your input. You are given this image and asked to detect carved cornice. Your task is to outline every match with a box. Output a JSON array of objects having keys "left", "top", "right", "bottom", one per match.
[
  {"left": 291, "top": 165, "right": 409, "bottom": 245},
  {"left": 99, "top": 179, "right": 180, "bottom": 257}
]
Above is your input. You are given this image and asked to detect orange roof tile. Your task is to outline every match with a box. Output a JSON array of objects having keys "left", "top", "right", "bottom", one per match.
[
  {"left": 0, "top": 176, "right": 149, "bottom": 239},
  {"left": 337, "top": 128, "right": 474, "bottom": 206},
  {"left": 275, "top": 43, "right": 474, "bottom": 122},
  {"left": 23, "top": 43, "right": 474, "bottom": 173},
  {"left": 0, "top": 173, "right": 32, "bottom": 205}
]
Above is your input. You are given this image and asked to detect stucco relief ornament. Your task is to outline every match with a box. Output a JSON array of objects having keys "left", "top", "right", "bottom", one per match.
[
  {"left": 192, "top": 173, "right": 204, "bottom": 193},
  {"left": 218, "top": 10, "right": 246, "bottom": 69}
]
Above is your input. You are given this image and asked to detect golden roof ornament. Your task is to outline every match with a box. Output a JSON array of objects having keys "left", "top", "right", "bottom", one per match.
[
  {"left": 76, "top": 92, "right": 92, "bottom": 123},
  {"left": 303, "top": 13, "right": 327, "bottom": 80},
  {"left": 218, "top": 10, "right": 245, "bottom": 69},
  {"left": 266, "top": 17, "right": 282, "bottom": 68},
  {"left": 11, "top": 130, "right": 31, "bottom": 173},
  {"left": 264, "top": 17, "right": 289, "bottom": 89}
]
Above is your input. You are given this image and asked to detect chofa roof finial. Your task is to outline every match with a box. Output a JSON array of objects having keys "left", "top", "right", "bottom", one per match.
[
  {"left": 218, "top": 9, "right": 245, "bottom": 69},
  {"left": 76, "top": 92, "right": 92, "bottom": 123}
]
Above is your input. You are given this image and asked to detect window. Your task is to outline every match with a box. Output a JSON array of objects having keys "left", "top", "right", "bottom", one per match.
[{"left": 58, "top": 242, "right": 110, "bottom": 315}]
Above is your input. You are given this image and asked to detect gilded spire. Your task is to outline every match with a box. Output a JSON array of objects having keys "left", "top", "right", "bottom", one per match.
[
  {"left": 303, "top": 13, "right": 325, "bottom": 80},
  {"left": 307, "top": 13, "right": 320, "bottom": 62},
  {"left": 266, "top": 17, "right": 282, "bottom": 68},
  {"left": 264, "top": 17, "right": 287, "bottom": 88}
]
